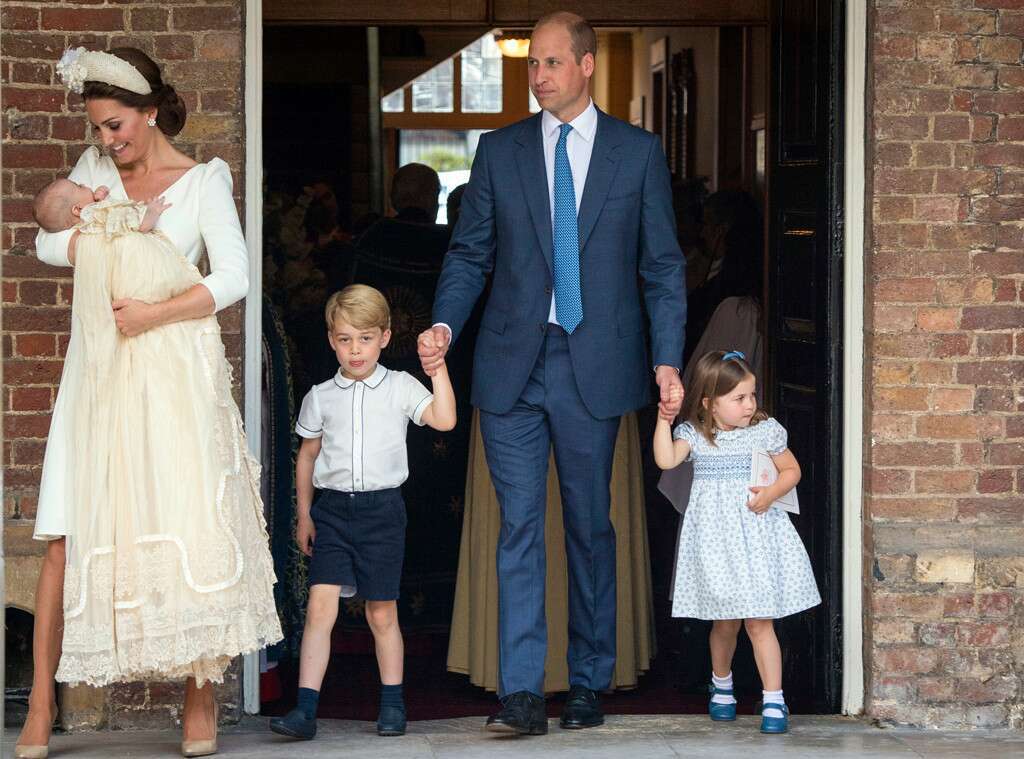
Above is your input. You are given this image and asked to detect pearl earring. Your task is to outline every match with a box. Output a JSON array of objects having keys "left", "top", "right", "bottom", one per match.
[{"left": 147, "top": 117, "right": 156, "bottom": 127}]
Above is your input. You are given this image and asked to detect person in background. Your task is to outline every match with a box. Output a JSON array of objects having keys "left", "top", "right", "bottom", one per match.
[
  {"left": 357, "top": 163, "right": 450, "bottom": 268},
  {"left": 446, "top": 182, "right": 468, "bottom": 237},
  {"left": 683, "top": 189, "right": 763, "bottom": 371}
]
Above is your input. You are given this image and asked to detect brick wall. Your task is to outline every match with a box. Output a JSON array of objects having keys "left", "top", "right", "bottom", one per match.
[
  {"left": 2, "top": 1, "right": 247, "bottom": 728},
  {"left": 5, "top": 0, "right": 1024, "bottom": 734},
  {"left": 868, "top": 0, "right": 1024, "bottom": 729}
]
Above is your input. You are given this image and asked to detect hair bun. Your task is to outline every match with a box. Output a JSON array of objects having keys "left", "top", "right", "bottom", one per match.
[{"left": 156, "top": 83, "right": 187, "bottom": 137}]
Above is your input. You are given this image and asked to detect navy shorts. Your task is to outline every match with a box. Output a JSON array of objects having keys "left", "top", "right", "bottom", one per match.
[{"left": 308, "top": 488, "right": 406, "bottom": 601}]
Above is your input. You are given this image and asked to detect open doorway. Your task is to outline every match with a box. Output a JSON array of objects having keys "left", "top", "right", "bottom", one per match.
[{"left": 257, "top": 4, "right": 844, "bottom": 721}]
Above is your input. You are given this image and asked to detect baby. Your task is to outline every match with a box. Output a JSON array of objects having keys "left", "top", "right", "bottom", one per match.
[{"left": 32, "top": 178, "right": 169, "bottom": 247}]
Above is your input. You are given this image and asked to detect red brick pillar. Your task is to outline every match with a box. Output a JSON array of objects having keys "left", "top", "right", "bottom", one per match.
[
  {"left": 867, "top": 1, "right": 1024, "bottom": 729},
  {"left": 2, "top": 1, "right": 248, "bottom": 729}
]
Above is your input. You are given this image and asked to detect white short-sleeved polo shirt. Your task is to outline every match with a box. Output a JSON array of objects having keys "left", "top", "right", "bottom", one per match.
[{"left": 296, "top": 364, "right": 433, "bottom": 492}]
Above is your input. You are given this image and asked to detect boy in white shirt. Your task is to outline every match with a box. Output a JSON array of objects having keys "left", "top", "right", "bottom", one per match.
[{"left": 270, "top": 284, "right": 456, "bottom": 740}]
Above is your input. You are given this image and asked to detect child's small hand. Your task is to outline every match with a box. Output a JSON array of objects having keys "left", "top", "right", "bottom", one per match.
[
  {"left": 139, "top": 196, "right": 171, "bottom": 233},
  {"left": 747, "top": 486, "right": 773, "bottom": 514},
  {"left": 296, "top": 514, "right": 316, "bottom": 556},
  {"left": 658, "top": 384, "right": 683, "bottom": 421},
  {"left": 144, "top": 195, "right": 172, "bottom": 214},
  {"left": 92, "top": 185, "right": 110, "bottom": 202}
]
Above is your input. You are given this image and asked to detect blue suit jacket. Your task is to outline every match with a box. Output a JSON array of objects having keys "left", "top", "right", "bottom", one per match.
[{"left": 433, "top": 108, "right": 686, "bottom": 420}]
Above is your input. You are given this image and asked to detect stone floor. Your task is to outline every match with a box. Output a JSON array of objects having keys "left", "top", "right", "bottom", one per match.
[{"left": 4, "top": 715, "right": 1024, "bottom": 758}]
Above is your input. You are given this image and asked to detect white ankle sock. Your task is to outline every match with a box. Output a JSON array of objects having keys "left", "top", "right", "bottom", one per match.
[
  {"left": 711, "top": 672, "right": 736, "bottom": 705},
  {"left": 762, "top": 689, "right": 785, "bottom": 719}
]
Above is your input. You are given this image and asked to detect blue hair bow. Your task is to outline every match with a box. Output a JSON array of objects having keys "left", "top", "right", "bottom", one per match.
[{"left": 722, "top": 351, "right": 746, "bottom": 362}]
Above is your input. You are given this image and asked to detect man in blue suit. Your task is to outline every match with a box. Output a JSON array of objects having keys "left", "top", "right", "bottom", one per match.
[{"left": 418, "top": 11, "right": 686, "bottom": 735}]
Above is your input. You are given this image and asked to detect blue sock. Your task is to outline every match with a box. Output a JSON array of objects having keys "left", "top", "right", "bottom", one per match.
[
  {"left": 380, "top": 683, "right": 404, "bottom": 709},
  {"left": 296, "top": 687, "right": 319, "bottom": 720}
]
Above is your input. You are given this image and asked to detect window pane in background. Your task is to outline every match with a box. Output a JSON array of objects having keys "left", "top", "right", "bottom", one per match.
[
  {"left": 398, "top": 129, "right": 489, "bottom": 223},
  {"left": 412, "top": 59, "right": 454, "bottom": 113},
  {"left": 382, "top": 88, "right": 405, "bottom": 113},
  {"left": 461, "top": 35, "right": 503, "bottom": 113}
]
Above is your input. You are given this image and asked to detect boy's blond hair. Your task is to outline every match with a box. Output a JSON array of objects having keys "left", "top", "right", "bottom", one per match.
[{"left": 324, "top": 284, "right": 391, "bottom": 333}]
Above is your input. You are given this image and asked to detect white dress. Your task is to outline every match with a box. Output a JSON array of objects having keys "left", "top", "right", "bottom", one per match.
[
  {"left": 34, "top": 146, "right": 250, "bottom": 540},
  {"left": 33, "top": 156, "right": 281, "bottom": 686},
  {"left": 46, "top": 200, "right": 280, "bottom": 686},
  {"left": 670, "top": 418, "right": 821, "bottom": 620}
]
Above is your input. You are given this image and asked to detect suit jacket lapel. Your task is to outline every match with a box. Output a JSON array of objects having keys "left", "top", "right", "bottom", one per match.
[
  {"left": 515, "top": 114, "right": 553, "bottom": 275},
  {"left": 577, "top": 110, "right": 622, "bottom": 254}
]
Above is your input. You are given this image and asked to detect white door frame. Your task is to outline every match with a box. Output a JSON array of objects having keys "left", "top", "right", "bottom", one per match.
[
  {"left": 241, "top": 0, "right": 263, "bottom": 715},
  {"left": 239, "top": 0, "right": 868, "bottom": 716},
  {"left": 841, "top": 0, "right": 866, "bottom": 716}
]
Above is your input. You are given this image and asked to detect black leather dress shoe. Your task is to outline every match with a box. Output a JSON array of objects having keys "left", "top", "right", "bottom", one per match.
[
  {"left": 485, "top": 691, "right": 548, "bottom": 735},
  {"left": 559, "top": 685, "right": 604, "bottom": 729}
]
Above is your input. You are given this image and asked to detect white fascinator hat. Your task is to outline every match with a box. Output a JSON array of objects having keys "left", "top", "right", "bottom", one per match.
[{"left": 57, "top": 47, "right": 152, "bottom": 95}]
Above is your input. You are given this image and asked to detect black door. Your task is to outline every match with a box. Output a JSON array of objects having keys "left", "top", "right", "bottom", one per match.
[{"left": 766, "top": 0, "right": 844, "bottom": 713}]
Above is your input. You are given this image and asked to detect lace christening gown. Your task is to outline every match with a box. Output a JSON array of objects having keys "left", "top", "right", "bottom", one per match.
[{"left": 53, "top": 200, "right": 282, "bottom": 686}]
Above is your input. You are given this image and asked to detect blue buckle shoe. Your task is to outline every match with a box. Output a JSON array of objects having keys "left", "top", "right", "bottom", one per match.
[
  {"left": 708, "top": 683, "right": 737, "bottom": 721},
  {"left": 759, "top": 702, "right": 789, "bottom": 734},
  {"left": 269, "top": 708, "right": 317, "bottom": 740}
]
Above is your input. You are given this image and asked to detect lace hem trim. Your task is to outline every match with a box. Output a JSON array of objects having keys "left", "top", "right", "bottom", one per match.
[{"left": 56, "top": 609, "right": 282, "bottom": 688}]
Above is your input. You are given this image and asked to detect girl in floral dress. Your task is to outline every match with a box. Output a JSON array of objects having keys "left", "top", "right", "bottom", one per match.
[{"left": 653, "top": 350, "right": 820, "bottom": 734}]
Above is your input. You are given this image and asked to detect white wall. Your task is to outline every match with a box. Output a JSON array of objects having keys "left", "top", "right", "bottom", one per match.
[{"left": 631, "top": 27, "right": 719, "bottom": 189}]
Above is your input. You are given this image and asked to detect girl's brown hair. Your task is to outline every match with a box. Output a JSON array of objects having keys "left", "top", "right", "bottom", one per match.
[
  {"left": 681, "top": 350, "right": 767, "bottom": 444},
  {"left": 82, "top": 47, "right": 187, "bottom": 137}
]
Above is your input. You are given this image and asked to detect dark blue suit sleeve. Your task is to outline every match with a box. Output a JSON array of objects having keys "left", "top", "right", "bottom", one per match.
[
  {"left": 638, "top": 136, "right": 687, "bottom": 369},
  {"left": 432, "top": 134, "right": 496, "bottom": 343}
]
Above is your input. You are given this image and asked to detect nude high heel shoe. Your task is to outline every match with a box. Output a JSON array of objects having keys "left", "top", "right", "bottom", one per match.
[
  {"left": 14, "top": 745, "right": 49, "bottom": 759},
  {"left": 14, "top": 700, "right": 58, "bottom": 759},
  {"left": 181, "top": 696, "right": 218, "bottom": 757}
]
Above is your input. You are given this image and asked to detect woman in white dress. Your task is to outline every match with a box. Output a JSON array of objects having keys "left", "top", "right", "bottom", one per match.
[{"left": 17, "top": 47, "right": 281, "bottom": 759}]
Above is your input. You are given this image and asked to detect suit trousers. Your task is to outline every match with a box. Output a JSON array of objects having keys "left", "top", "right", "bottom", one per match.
[{"left": 479, "top": 324, "right": 620, "bottom": 698}]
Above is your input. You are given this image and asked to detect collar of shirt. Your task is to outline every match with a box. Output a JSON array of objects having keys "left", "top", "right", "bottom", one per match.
[
  {"left": 542, "top": 99, "right": 598, "bottom": 143},
  {"left": 334, "top": 363, "right": 387, "bottom": 389}
]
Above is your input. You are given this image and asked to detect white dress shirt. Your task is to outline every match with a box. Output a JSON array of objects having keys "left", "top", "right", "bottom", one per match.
[
  {"left": 542, "top": 99, "right": 597, "bottom": 325},
  {"left": 433, "top": 100, "right": 598, "bottom": 338},
  {"left": 34, "top": 146, "right": 249, "bottom": 312},
  {"left": 296, "top": 364, "right": 433, "bottom": 493}
]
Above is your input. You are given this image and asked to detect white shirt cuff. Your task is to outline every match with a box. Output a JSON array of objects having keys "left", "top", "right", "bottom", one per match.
[{"left": 432, "top": 322, "right": 453, "bottom": 342}]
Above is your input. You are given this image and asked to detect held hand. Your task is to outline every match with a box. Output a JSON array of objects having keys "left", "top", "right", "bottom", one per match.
[
  {"left": 417, "top": 325, "right": 451, "bottom": 377},
  {"left": 296, "top": 515, "right": 315, "bottom": 557},
  {"left": 658, "top": 383, "right": 683, "bottom": 421},
  {"left": 747, "top": 486, "right": 773, "bottom": 514},
  {"left": 112, "top": 298, "right": 159, "bottom": 337},
  {"left": 655, "top": 365, "right": 684, "bottom": 421},
  {"left": 92, "top": 185, "right": 110, "bottom": 202}
]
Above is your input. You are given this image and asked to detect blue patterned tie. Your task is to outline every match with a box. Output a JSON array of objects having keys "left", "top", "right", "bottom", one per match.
[{"left": 553, "top": 123, "right": 582, "bottom": 333}]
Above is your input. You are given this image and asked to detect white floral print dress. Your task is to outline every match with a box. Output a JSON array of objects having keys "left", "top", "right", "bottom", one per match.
[{"left": 670, "top": 418, "right": 821, "bottom": 620}]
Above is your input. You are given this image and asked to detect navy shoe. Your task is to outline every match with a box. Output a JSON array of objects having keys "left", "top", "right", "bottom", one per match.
[
  {"left": 377, "top": 704, "right": 407, "bottom": 736},
  {"left": 759, "top": 702, "right": 789, "bottom": 734},
  {"left": 269, "top": 708, "right": 317, "bottom": 740},
  {"left": 708, "top": 683, "right": 737, "bottom": 721}
]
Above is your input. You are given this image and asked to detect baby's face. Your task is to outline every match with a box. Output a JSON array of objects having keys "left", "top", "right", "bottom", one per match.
[{"left": 60, "top": 179, "right": 99, "bottom": 211}]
